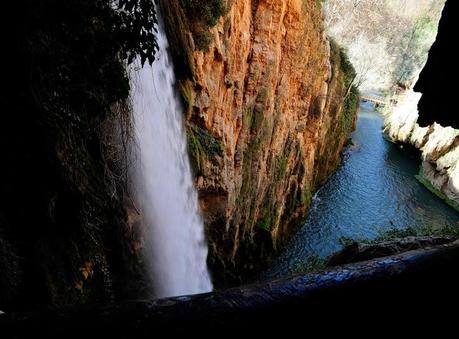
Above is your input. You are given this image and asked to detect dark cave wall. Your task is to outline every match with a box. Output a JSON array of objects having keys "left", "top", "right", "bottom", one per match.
[
  {"left": 0, "top": 0, "right": 149, "bottom": 311},
  {"left": 415, "top": 0, "right": 457, "bottom": 128}
]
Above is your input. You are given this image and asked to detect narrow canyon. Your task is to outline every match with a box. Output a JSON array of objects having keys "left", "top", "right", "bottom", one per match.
[
  {"left": 161, "top": 0, "right": 359, "bottom": 285},
  {"left": 1, "top": 0, "right": 458, "bottom": 333}
]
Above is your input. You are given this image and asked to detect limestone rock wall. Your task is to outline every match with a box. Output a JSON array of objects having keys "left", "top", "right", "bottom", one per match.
[
  {"left": 384, "top": 89, "right": 459, "bottom": 210},
  {"left": 162, "top": 0, "right": 357, "bottom": 284}
]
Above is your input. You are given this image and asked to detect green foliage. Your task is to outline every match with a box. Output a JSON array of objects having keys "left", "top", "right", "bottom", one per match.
[
  {"left": 181, "top": 0, "right": 227, "bottom": 51},
  {"left": 339, "top": 236, "right": 357, "bottom": 247},
  {"left": 292, "top": 256, "right": 327, "bottom": 274},
  {"left": 339, "top": 48, "right": 357, "bottom": 89},
  {"left": 276, "top": 157, "right": 288, "bottom": 179},
  {"left": 257, "top": 87, "right": 269, "bottom": 104},
  {"left": 117, "top": 0, "right": 159, "bottom": 65},
  {"left": 416, "top": 169, "right": 459, "bottom": 212},
  {"left": 187, "top": 124, "right": 223, "bottom": 174},
  {"left": 331, "top": 42, "right": 360, "bottom": 134},
  {"left": 193, "top": 30, "right": 214, "bottom": 51},
  {"left": 365, "top": 224, "right": 459, "bottom": 245},
  {"left": 392, "top": 15, "right": 437, "bottom": 86},
  {"left": 301, "top": 187, "right": 312, "bottom": 205},
  {"left": 244, "top": 104, "right": 262, "bottom": 135},
  {"left": 0, "top": 0, "right": 157, "bottom": 308},
  {"left": 256, "top": 213, "right": 273, "bottom": 232},
  {"left": 181, "top": 0, "right": 227, "bottom": 27}
]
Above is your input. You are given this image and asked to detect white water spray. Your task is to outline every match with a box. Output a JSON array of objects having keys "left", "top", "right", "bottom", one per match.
[{"left": 129, "top": 11, "right": 212, "bottom": 298}]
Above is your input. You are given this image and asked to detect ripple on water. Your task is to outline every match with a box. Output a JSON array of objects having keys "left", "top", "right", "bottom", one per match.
[{"left": 264, "top": 103, "right": 459, "bottom": 280}]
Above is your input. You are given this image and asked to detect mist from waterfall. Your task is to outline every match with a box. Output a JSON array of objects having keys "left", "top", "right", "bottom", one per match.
[{"left": 128, "top": 10, "right": 212, "bottom": 298}]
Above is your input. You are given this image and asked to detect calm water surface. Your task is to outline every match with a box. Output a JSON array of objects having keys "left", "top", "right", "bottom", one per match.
[{"left": 265, "top": 102, "right": 459, "bottom": 278}]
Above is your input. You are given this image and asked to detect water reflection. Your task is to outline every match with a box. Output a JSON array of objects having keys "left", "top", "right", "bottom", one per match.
[{"left": 265, "top": 102, "right": 459, "bottom": 279}]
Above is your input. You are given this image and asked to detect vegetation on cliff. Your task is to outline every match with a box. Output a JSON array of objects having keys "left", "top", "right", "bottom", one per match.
[
  {"left": 416, "top": 169, "right": 459, "bottom": 212},
  {"left": 0, "top": 0, "right": 363, "bottom": 310},
  {"left": 181, "top": 0, "right": 227, "bottom": 51},
  {"left": 324, "top": 0, "right": 444, "bottom": 91},
  {"left": 187, "top": 124, "right": 224, "bottom": 175},
  {"left": 161, "top": 0, "right": 360, "bottom": 286},
  {"left": 0, "top": 0, "right": 157, "bottom": 310},
  {"left": 331, "top": 40, "right": 360, "bottom": 134}
]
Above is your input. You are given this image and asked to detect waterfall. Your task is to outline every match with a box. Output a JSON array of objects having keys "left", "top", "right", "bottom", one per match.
[{"left": 128, "top": 10, "right": 212, "bottom": 298}]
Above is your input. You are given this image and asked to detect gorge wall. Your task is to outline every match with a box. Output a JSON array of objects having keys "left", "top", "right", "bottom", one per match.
[
  {"left": 384, "top": 0, "right": 459, "bottom": 211},
  {"left": 0, "top": 0, "right": 153, "bottom": 311},
  {"left": 384, "top": 90, "right": 459, "bottom": 211},
  {"left": 162, "top": 0, "right": 359, "bottom": 285},
  {"left": 0, "top": 0, "right": 358, "bottom": 312}
]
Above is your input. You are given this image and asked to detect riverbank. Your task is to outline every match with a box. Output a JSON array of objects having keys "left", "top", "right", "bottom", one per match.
[
  {"left": 264, "top": 103, "right": 459, "bottom": 279},
  {"left": 384, "top": 88, "right": 459, "bottom": 212}
]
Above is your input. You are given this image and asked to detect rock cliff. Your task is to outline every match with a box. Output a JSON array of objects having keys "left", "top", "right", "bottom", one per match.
[
  {"left": 0, "top": 0, "right": 153, "bottom": 311},
  {"left": 384, "top": 89, "right": 459, "bottom": 211},
  {"left": 162, "top": 0, "right": 359, "bottom": 284},
  {"left": 384, "top": 1, "right": 459, "bottom": 212}
]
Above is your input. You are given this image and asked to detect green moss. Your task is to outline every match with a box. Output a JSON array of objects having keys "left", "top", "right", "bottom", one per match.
[
  {"left": 256, "top": 213, "right": 273, "bottom": 232},
  {"left": 339, "top": 236, "right": 357, "bottom": 247},
  {"left": 342, "top": 85, "right": 359, "bottom": 130},
  {"left": 292, "top": 255, "right": 327, "bottom": 274},
  {"left": 275, "top": 156, "right": 288, "bottom": 180},
  {"left": 339, "top": 49, "right": 360, "bottom": 134},
  {"left": 181, "top": 0, "right": 227, "bottom": 51},
  {"left": 243, "top": 104, "right": 260, "bottom": 136},
  {"left": 363, "top": 224, "right": 459, "bottom": 245},
  {"left": 300, "top": 186, "right": 312, "bottom": 205},
  {"left": 256, "top": 207, "right": 280, "bottom": 233},
  {"left": 181, "top": 0, "right": 226, "bottom": 27},
  {"left": 257, "top": 87, "right": 269, "bottom": 104},
  {"left": 193, "top": 30, "right": 214, "bottom": 51},
  {"left": 416, "top": 169, "right": 459, "bottom": 212},
  {"left": 339, "top": 50, "right": 356, "bottom": 89},
  {"left": 187, "top": 124, "right": 223, "bottom": 174},
  {"left": 329, "top": 38, "right": 360, "bottom": 136},
  {"left": 178, "top": 79, "right": 194, "bottom": 119}
]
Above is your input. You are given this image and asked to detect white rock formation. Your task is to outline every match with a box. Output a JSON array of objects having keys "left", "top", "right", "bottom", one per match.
[{"left": 384, "top": 88, "right": 459, "bottom": 209}]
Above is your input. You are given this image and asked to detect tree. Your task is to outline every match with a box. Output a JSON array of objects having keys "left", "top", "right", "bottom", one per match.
[
  {"left": 116, "top": 0, "right": 159, "bottom": 65},
  {"left": 323, "top": 0, "right": 445, "bottom": 92}
]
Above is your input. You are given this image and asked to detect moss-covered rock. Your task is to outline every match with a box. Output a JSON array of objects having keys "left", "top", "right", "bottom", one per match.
[{"left": 0, "top": 0, "right": 151, "bottom": 311}]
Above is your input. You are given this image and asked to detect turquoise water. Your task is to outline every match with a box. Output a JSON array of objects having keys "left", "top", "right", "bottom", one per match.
[{"left": 265, "top": 102, "right": 459, "bottom": 279}]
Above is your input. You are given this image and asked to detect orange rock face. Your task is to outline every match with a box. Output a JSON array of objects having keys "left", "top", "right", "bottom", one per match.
[{"left": 162, "top": 0, "right": 356, "bottom": 285}]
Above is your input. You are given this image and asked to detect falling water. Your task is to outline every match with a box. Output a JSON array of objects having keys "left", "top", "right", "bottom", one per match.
[{"left": 129, "top": 11, "right": 212, "bottom": 298}]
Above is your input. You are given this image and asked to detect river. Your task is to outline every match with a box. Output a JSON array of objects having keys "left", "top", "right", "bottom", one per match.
[{"left": 265, "top": 102, "right": 459, "bottom": 279}]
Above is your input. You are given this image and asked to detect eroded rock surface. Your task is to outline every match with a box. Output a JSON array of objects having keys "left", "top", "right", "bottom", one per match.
[
  {"left": 384, "top": 89, "right": 459, "bottom": 210},
  {"left": 162, "top": 0, "right": 358, "bottom": 284}
]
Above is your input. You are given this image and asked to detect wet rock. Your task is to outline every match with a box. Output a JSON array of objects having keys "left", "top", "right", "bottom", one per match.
[{"left": 327, "top": 235, "right": 457, "bottom": 267}]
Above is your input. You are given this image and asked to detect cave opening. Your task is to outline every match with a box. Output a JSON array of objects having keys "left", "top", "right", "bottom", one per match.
[{"left": 0, "top": 0, "right": 458, "bottom": 333}]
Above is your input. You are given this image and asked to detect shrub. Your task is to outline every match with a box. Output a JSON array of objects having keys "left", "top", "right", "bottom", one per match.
[
  {"left": 194, "top": 30, "right": 214, "bottom": 51},
  {"left": 364, "top": 224, "right": 459, "bottom": 245},
  {"left": 181, "top": 0, "right": 226, "bottom": 27},
  {"left": 292, "top": 255, "right": 327, "bottom": 274},
  {"left": 256, "top": 213, "right": 273, "bottom": 232},
  {"left": 187, "top": 124, "right": 223, "bottom": 174},
  {"left": 181, "top": 0, "right": 227, "bottom": 51}
]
